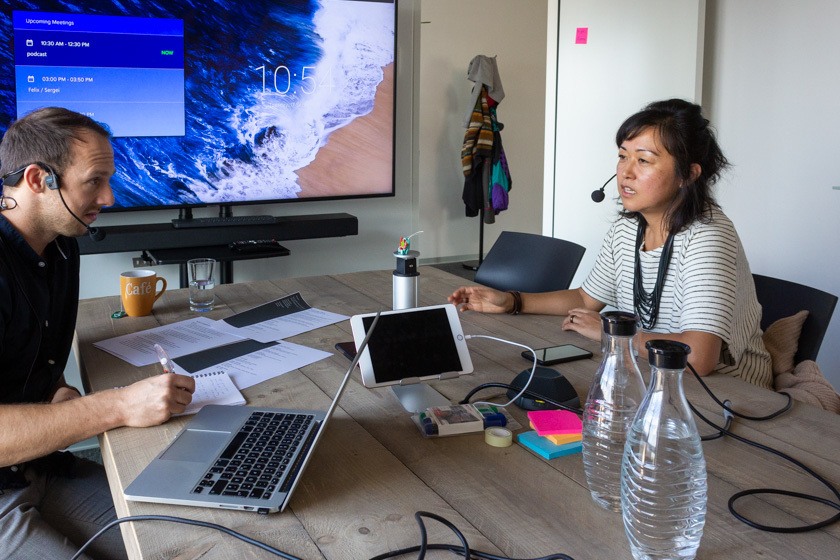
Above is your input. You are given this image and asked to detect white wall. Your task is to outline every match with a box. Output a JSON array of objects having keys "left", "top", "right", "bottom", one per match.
[
  {"left": 703, "top": 0, "right": 840, "bottom": 389},
  {"left": 417, "top": 0, "right": 549, "bottom": 261},
  {"left": 546, "top": 0, "right": 705, "bottom": 288}
]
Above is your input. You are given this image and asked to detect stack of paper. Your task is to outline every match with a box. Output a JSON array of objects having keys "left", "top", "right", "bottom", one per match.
[
  {"left": 176, "top": 370, "right": 245, "bottom": 416},
  {"left": 517, "top": 410, "right": 583, "bottom": 460},
  {"left": 93, "top": 293, "right": 348, "bottom": 405}
]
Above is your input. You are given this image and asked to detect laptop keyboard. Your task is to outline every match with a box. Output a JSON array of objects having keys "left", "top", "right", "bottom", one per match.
[{"left": 192, "top": 411, "right": 315, "bottom": 500}]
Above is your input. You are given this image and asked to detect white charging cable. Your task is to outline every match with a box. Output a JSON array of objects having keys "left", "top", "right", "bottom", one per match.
[{"left": 465, "top": 334, "right": 536, "bottom": 409}]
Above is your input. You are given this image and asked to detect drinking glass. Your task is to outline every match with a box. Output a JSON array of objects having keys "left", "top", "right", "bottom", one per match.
[{"left": 188, "top": 258, "right": 216, "bottom": 312}]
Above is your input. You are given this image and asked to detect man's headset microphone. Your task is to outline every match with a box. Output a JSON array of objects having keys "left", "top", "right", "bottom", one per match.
[{"left": 0, "top": 162, "right": 105, "bottom": 242}]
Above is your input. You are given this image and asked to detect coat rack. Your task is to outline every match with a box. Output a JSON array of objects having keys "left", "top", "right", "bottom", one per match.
[
  {"left": 461, "top": 208, "right": 486, "bottom": 271},
  {"left": 460, "top": 55, "right": 508, "bottom": 273}
]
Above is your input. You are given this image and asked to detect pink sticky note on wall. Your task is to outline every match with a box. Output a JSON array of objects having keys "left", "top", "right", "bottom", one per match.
[{"left": 575, "top": 27, "right": 588, "bottom": 45}]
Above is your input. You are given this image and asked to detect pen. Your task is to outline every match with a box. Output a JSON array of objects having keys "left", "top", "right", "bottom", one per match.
[{"left": 153, "top": 343, "right": 176, "bottom": 374}]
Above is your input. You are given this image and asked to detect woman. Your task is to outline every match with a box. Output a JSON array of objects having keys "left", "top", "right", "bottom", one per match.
[{"left": 449, "top": 99, "right": 772, "bottom": 388}]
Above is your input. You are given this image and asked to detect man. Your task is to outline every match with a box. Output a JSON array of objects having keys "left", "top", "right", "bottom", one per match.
[{"left": 0, "top": 107, "right": 195, "bottom": 559}]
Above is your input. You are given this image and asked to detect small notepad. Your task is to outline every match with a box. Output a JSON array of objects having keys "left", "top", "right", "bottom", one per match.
[
  {"left": 517, "top": 430, "right": 583, "bottom": 460},
  {"left": 527, "top": 409, "right": 582, "bottom": 436},
  {"left": 178, "top": 370, "right": 245, "bottom": 416}
]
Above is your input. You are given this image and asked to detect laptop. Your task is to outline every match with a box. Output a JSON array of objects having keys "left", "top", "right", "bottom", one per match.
[{"left": 124, "top": 311, "right": 381, "bottom": 514}]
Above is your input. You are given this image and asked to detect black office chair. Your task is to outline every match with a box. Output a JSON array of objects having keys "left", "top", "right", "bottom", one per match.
[
  {"left": 474, "top": 231, "right": 586, "bottom": 293},
  {"left": 753, "top": 273, "right": 838, "bottom": 363}
]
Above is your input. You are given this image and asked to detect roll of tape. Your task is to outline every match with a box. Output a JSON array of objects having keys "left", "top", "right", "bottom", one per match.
[{"left": 485, "top": 427, "right": 513, "bottom": 448}]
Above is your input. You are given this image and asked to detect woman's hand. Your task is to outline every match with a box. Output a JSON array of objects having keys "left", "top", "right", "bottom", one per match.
[
  {"left": 562, "top": 307, "right": 602, "bottom": 341},
  {"left": 448, "top": 286, "right": 512, "bottom": 314}
]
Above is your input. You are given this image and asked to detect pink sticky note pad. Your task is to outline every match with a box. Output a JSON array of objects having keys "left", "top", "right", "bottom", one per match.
[
  {"left": 575, "top": 27, "right": 588, "bottom": 45},
  {"left": 527, "top": 410, "right": 582, "bottom": 436}
]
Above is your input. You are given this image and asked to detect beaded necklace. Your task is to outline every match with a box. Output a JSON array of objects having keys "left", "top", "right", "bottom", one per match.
[{"left": 633, "top": 219, "right": 675, "bottom": 330}]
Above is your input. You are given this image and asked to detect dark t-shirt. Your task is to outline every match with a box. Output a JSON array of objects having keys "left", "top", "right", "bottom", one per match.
[{"left": 0, "top": 215, "right": 79, "bottom": 404}]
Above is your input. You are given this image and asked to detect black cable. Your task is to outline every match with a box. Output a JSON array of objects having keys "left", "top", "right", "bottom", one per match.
[
  {"left": 74, "top": 511, "right": 576, "bottom": 560},
  {"left": 692, "top": 398, "right": 733, "bottom": 441},
  {"left": 689, "top": 362, "right": 793, "bottom": 421},
  {"left": 368, "top": 511, "right": 575, "bottom": 560},
  {"left": 420, "top": 511, "right": 471, "bottom": 560},
  {"left": 459, "top": 381, "right": 583, "bottom": 415},
  {"left": 370, "top": 544, "right": 575, "bottom": 560},
  {"left": 70, "top": 514, "right": 303, "bottom": 560},
  {"left": 685, "top": 365, "right": 840, "bottom": 533}
]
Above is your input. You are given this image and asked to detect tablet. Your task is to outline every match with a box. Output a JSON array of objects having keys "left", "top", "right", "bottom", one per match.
[{"left": 349, "top": 304, "right": 473, "bottom": 388}]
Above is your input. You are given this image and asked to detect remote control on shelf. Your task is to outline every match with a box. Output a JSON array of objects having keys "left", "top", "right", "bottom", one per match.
[{"left": 228, "top": 239, "right": 284, "bottom": 252}]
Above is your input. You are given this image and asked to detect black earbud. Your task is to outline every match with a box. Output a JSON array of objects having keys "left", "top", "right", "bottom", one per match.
[
  {"left": 591, "top": 173, "right": 617, "bottom": 202},
  {"left": 44, "top": 171, "right": 58, "bottom": 190}
]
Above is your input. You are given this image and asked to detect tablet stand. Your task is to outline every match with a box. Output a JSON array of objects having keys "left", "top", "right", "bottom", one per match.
[{"left": 391, "top": 384, "right": 450, "bottom": 413}]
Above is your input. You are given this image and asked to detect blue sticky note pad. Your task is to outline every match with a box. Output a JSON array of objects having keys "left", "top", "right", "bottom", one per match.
[{"left": 517, "top": 430, "right": 582, "bottom": 460}]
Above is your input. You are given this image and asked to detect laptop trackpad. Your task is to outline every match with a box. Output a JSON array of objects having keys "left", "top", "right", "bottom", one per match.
[{"left": 159, "top": 429, "right": 229, "bottom": 463}]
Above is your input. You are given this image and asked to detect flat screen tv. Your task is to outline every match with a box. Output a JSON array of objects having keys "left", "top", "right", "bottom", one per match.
[{"left": 0, "top": 0, "right": 396, "bottom": 213}]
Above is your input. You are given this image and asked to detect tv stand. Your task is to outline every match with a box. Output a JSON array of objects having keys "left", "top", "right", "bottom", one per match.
[
  {"left": 77, "top": 212, "right": 358, "bottom": 286},
  {"left": 143, "top": 243, "right": 290, "bottom": 286}
]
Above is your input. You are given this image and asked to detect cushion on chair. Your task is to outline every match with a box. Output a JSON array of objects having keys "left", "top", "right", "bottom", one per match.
[
  {"left": 762, "top": 310, "right": 809, "bottom": 375},
  {"left": 775, "top": 360, "right": 840, "bottom": 414},
  {"left": 753, "top": 273, "right": 837, "bottom": 363}
]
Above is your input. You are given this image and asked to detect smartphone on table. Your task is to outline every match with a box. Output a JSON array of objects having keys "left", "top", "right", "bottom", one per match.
[
  {"left": 521, "top": 344, "right": 593, "bottom": 366},
  {"left": 335, "top": 341, "right": 357, "bottom": 360}
]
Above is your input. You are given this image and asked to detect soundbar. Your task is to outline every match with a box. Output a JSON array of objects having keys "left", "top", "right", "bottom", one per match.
[{"left": 171, "top": 215, "right": 277, "bottom": 229}]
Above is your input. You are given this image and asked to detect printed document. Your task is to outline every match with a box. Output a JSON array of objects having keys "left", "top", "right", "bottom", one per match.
[
  {"left": 214, "top": 292, "right": 348, "bottom": 343},
  {"left": 171, "top": 339, "right": 332, "bottom": 390},
  {"left": 93, "top": 317, "right": 246, "bottom": 367}
]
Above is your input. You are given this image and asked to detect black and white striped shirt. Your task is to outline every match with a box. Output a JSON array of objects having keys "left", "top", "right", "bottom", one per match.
[{"left": 581, "top": 208, "right": 772, "bottom": 388}]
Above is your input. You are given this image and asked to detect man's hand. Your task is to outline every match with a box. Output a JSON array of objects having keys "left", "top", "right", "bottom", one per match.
[{"left": 116, "top": 373, "right": 196, "bottom": 427}]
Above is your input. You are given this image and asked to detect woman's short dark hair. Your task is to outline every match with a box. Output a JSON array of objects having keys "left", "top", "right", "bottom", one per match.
[
  {"left": 616, "top": 98, "right": 729, "bottom": 233},
  {"left": 0, "top": 107, "right": 112, "bottom": 178}
]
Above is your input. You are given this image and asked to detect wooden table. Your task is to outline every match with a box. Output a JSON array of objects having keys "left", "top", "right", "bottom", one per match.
[{"left": 76, "top": 267, "right": 840, "bottom": 559}]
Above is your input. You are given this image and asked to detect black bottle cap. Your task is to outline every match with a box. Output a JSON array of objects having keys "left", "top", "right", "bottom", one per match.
[
  {"left": 600, "top": 311, "right": 638, "bottom": 336},
  {"left": 645, "top": 340, "right": 691, "bottom": 369}
]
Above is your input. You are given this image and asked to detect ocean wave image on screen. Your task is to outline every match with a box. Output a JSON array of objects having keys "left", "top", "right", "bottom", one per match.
[{"left": 0, "top": 0, "right": 395, "bottom": 209}]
